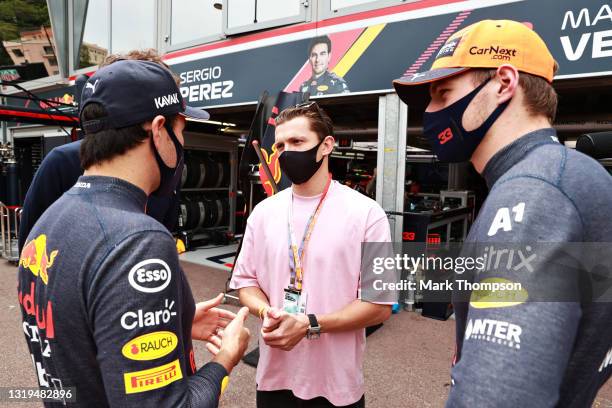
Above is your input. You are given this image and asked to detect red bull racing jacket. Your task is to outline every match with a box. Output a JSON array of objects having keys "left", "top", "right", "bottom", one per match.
[
  {"left": 448, "top": 129, "right": 612, "bottom": 407},
  {"left": 18, "top": 175, "right": 227, "bottom": 407}
]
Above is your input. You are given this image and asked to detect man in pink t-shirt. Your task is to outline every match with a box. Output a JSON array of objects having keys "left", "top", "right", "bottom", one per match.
[{"left": 230, "top": 102, "right": 393, "bottom": 407}]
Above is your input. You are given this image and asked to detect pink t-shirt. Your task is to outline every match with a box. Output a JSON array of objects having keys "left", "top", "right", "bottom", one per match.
[{"left": 229, "top": 181, "right": 391, "bottom": 406}]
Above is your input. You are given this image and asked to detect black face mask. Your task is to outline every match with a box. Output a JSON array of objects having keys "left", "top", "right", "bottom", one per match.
[
  {"left": 151, "top": 123, "right": 184, "bottom": 197},
  {"left": 278, "top": 139, "right": 324, "bottom": 185},
  {"left": 422, "top": 78, "right": 510, "bottom": 163}
]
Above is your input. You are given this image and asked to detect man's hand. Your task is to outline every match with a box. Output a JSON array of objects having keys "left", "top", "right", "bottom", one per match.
[
  {"left": 261, "top": 306, "right": 283, "bottom": 333},
  {"left": 192, "top": 293, "right": 236, "bottom": 344},
  {"left": 261, "top": 313, "right": 309, "bottom": 351},
  {"left": 211, "top": 307, "right": 251, "bottom": 374}
]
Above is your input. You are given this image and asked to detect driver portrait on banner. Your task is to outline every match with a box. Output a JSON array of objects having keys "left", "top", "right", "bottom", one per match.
[{"left": 300, "top": 35, "right": 350, "bottom": 96}]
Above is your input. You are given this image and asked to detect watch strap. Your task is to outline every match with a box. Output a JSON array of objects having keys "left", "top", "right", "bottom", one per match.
[{"left": 307, "top": 314, "right": 319, "bottom": 329}]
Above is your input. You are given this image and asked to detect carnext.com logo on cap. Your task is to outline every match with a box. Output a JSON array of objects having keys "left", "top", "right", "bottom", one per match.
[{"left": 154, "top": 93, "right": 179, "bottom": 109}]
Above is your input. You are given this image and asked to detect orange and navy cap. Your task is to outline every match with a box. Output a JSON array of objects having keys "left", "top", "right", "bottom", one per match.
[{"left": 393, "top": 19, "right": 556, "bottom": 101}]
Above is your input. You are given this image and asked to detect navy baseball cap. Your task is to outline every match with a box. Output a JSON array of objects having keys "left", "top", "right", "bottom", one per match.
[{"left": 79, "top": 59, "right": 209, "bottom": 133}]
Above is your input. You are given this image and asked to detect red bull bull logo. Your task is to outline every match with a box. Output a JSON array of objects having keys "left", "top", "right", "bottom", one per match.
[
  {"left": 259, "top": 145, "right": 282, "bottom": 197},
  {"left": 62, "top": 93, "right": 75, "bottom": 105},
  {"left": 37, "top": 94, "right": 76, "bottom": 110},
  {"left": 19, "top": 235, "right": 59, "bottom": 285}
]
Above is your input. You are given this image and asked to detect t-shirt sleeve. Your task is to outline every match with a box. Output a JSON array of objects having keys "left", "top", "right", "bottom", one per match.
[
  {"left": 229, "top": 209, "right": 260, "bottom": 290},
  {"left": 447, "top": 177, "right": 584, "bottom": 407},
  {"left": 87, "top": 230, "right": 227, "bottom": 407},
  {"left": 364, "top": 205, "right": 392, "bottom": 243}
]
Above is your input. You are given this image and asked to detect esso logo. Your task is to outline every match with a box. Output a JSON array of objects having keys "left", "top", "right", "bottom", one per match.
[{"left": 128, "top": 259, "right": 172, "bottom": 293}]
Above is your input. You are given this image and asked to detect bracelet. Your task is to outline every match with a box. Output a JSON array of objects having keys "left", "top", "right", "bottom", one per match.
[{"left": 258, "top": 306, "right": 268, "bottom": 320}]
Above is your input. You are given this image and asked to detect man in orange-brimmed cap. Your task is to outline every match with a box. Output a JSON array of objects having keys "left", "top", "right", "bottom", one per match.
[{"left": 394, "top": 20, "right": 612, "bottom": 407}]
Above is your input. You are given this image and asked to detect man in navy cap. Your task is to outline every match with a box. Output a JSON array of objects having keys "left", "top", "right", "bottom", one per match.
[
  {"left": 18, "top": 58, "right": 250, "bottom": 407},
  {"left": 18, "top": 50, "right": 182, "bottom": 253}
]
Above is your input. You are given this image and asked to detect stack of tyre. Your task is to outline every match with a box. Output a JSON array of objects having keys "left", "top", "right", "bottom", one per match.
[{"left": 178, "top": 151, "right": 230, "bottom": 232}]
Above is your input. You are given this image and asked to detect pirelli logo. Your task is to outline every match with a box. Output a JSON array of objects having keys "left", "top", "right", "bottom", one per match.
[{"left": 124, "top": 359, "right": 183, "bottom": 394}]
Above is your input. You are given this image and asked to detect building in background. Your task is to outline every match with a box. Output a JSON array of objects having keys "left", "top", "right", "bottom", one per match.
[
  {"left": 2, "top": 26, "right": 58, "bottom": 76},
  {"left": 79, "top": 42, "right": 108, "bottom": 68}
]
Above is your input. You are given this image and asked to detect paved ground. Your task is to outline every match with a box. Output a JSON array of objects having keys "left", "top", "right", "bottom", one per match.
[{"left": 1, "top": 259, "right": 611, "bottom": 407}]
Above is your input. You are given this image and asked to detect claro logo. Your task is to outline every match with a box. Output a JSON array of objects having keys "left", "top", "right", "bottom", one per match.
[
  {"left": 121, "top": 299, "right": 177, "bottom": 330},
  {"left": 128, "top": 259, "right": 172, "bottom": 293},
  {"left": 469, "top": 45, "right": 517, "bottom": 61}
]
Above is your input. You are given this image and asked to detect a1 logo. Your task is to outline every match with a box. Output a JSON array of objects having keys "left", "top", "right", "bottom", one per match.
[{"left": 487, "top": 202, "right": 525, "bottom": 236}]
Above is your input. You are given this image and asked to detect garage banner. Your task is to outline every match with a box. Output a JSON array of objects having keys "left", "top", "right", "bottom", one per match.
[
  {"left": 5, "top": 87, "right": 77, "bottom": 112},
  {"left": 166, "top": 0, "right": 612, "bottom": 108}
]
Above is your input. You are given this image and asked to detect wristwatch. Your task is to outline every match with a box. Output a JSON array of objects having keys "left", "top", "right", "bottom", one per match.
[{"left": 306, "top": 314, "right": 321, "bottom": 339}]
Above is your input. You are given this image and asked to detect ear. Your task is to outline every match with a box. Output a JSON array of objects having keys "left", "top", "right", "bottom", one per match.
[
  {"left": 494, "top": 65, "right": 519, "bottom": 104},
  {"left": 321, "top": 135, "right": 335, "bottom": 156},
  {"left": 149, "top": 115, "right": 167, "bottom": 149}
]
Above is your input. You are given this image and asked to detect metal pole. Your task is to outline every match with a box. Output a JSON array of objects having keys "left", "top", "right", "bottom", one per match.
[
  {"left": 1, "top": 205, "right": 7, "bottom": 257},
  {"left": 376, "top": 93, "right": 409, "bottom": 310},
  {"left": 1, "top": 95, "right": 7, "bottom": 143}
]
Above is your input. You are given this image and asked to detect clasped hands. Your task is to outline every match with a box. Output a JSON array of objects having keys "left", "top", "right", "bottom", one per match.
[{"left": 260, "top": 307, "right": 310, "bottom": 351}]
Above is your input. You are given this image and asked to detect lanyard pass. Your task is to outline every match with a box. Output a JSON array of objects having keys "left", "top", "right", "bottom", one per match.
[{"left": 287, "top": 174, "right": 332, "bottom": 292}]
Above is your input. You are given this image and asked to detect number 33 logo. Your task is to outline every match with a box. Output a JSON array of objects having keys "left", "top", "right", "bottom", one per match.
[{"left": 438, "top": 128, "right": 453, "bottom": 145}]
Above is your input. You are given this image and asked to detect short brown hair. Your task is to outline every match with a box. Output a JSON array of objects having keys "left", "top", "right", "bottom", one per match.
[
  {"left": 472, "top": 67, "right": 558, "bottom": 123},
  {"left": 308, "top": 35, "right": 332, "bottom": 55},
  {"left": 80, "top": 50, "right": 178, "bottom": 169},
  {"left": 80, "top": 103, "right": 151, "bottom": 169},
  {"left": 275, "top": 102, "right": 334, "bottom": 141},
  {"left": 100, "top": 49, "right": 181, "bottom": 86}
]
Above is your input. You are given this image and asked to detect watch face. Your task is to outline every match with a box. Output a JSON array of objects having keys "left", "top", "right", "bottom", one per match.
[{"left": 307, "top": 327, "right": 321, "bottom": 339}]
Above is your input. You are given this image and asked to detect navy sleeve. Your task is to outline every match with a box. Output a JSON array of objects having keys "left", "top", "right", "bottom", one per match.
[
  {"left": 18, "top": 145, "right": 82, "bottom": 253},
  {"left": 88, "top": 230, "right": 227, "bottom": 407},
  {"left": 447, "top": 177, "right": 583, "bottom": 407}
]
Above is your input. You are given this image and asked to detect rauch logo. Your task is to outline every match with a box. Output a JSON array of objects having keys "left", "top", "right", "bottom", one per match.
[{"left": 122, "top": 331, "right": 178, "bottom": 361}]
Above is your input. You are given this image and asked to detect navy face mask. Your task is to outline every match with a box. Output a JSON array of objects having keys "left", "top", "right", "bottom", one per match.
[
  {"left": 151, "top": 123, "right": 184, "bottom": 197},
  {"left": 422, "top": 78, "right": 510, "bottom": 163}
]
